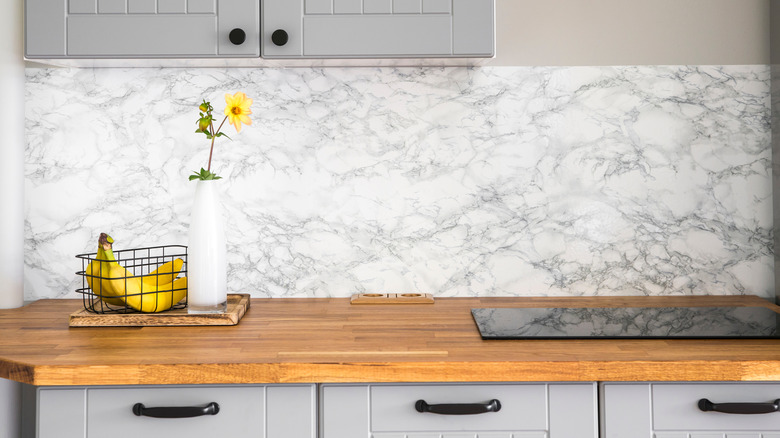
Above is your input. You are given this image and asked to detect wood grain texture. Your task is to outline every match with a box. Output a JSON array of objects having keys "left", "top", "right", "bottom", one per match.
[
  {"left": 68, "top": 294, "right": 250, "bottom": 327},
  {"left": 2, "top": 295, "right": 780, "bottom": 386}
]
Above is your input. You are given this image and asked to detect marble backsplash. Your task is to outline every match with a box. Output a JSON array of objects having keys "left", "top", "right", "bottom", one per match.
[{"left": 24, "top": 65, "right": 772, "bottom": 300}]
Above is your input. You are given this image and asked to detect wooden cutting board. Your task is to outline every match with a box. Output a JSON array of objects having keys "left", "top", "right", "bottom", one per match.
[{"left": 69, "top": 294, "right": 250, "bottom": 327}]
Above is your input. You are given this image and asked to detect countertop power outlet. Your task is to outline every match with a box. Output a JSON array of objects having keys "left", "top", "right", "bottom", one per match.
[{"left": 350, "top": 293, "right": 434, "bottom": 304}]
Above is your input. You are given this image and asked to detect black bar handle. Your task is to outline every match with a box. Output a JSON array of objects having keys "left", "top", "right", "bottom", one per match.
[
  {"left": 415, "top": 399, "right": 501, "bottom": 415},
  {"left": 698, "top": 398, "right": 780, "bottom": 415},
  {"left": 132, "top": 402, "right": 220, "bottom": 418}
]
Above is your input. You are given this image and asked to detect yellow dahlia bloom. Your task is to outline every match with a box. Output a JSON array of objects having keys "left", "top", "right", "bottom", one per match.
[{"left": 224, "top": 92, "right": 253, "bottom": 132}]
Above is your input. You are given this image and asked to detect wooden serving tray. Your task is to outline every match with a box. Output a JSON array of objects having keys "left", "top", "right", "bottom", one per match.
[{"left": 69, "top": 294, "right": 250, "bottom": 327}]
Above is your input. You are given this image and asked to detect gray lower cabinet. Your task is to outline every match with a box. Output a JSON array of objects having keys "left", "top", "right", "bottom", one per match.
[
  {"left": 22, "top": 384, "right": 316, "bottom": 438},
  {"left": 25, "top": 0, "right": 259, "bottom": 58},
  {"left": 262, "top": 0, "right": 495, "bottom": 58},
  {"left": 602, "top": 383, "right": 780, "bottom": 438},
  {"left": 320, "top": 383, "right": 598, "bottom": 438}
]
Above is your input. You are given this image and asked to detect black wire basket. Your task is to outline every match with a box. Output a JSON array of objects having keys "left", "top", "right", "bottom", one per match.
[{"left": 75, "top": 245, "right": 188, "bottom": 314}]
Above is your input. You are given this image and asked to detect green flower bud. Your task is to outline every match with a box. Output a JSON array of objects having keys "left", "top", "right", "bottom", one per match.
[{"left": 197, "top": 117, "right": 210, "bottom": 132}]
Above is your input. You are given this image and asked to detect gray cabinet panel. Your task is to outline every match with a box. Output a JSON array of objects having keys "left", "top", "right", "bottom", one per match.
[
  {"left": 603, "top": 383, "right": 780, "bottom": 437},
  {"left": 264, "top": 0, "right": 493, "bottom": 59},
  {"left": 67, "top": 15, "right": 217, "bottom": 56},
  {"left": 321, "top": 385, "right": 369, "bottom": 438},
  {"left": 321, "top": 383, "right": 596, "bottom": 438},
  {"left": 25, "top": 0, "right": 66, "bottom": 56},
  {"left": 370, "top": 384, "right": 547, "bottom": 432},
  {"left": 70, "top": 0, "right": 96, "bottom": 14},
  {"left": 128, "top": 0, "right": 155, "bottom": 13},
  {"left": 393, "top": 0, "right": 421, "bottom": 14},
  {"left": 87, "top": 386, "right": 263, "bottom": 437},
  {"left": 423, "top": 0, "right": 450, "bottom": 14},
  {"left": 335, "top": 0, "right": 362, "bottom": 14},
  {"left": 158, "top": 0, "right": 186, "bottom": 14},
  {"left": 303, "top": 15, "right": 451, "bottom": 57},
  {"left": 189, "top": 0, "right": 216, "bottom": 14},
  {"left": 653, "top": 383, "right": 780, "bottom": 432},
  {"left": 453, "top": 0, "right": 494, "bottom": 55},
  {"left": 28, "top": 0, "right": 258, "bottom": 58},
  {"left": 28, "top": 0, "right": 492, "bottom": 60},
  {"left": 38, "top": 388, "right": 86, "bottom": 438},
  {"left": 267, "top": 385, "right": 317, "bottom": 438},
  {"left": 602, "top": 383, "right": 652, "bottom": 438},
  {"left": 217, "top": 0, "right": 259, "bottom": 56},
  {"left": 31, "top": 384, "right": 316, "bottom": 438},
  {"left": 306, "top": 0, "right": 332, "bottom": 15},
  {"left": 364, "top": 0, "right": 392, "bottom": 14},
  {"left": 98, "top": 0, "right": 125, "bottom": 14},
  {"left": 263, "top": 0, "right": 303, "bottom": 57},
  {"left": 549, "top": 384, "right": 598, "bottom": 438}
]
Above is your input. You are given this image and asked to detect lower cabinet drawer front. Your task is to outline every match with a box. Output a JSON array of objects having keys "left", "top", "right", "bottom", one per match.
[
  {"left": 35, "top": 384, "right": 316, "bottom": 438},
  {"left": 653, "top": 383, "right": 780, "bottom": 432},
  {"left": 321, "top": 383, "right": 597, "bottom": 438},
  {"left": 88, "top": 386, "right": 263, "bottom": 437},
  {"left": 371, "top": 384, "right": 547, "bottom": 432},
  {"left": 372, "top": 433, "right": 547, "bottom": 438},
  {"left": 655, "top": 434, "right": 780, "bottom": 438}
]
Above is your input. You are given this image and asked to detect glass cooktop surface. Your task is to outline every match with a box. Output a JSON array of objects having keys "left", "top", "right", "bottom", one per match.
[{"left": 471, "top": 306, "right": 780, "bottom": 339}]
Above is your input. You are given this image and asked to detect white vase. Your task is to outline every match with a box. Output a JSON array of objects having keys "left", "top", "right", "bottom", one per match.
[{"left": 187, "top": 179, "right": 227, "bottom": 314}]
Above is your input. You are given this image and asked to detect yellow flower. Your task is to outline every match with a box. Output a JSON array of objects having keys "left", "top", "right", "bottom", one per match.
[
  {"left": 224, "top": 92, "right": 253, "bottom": 132},
  {"left": 190, "top": 92, "right": 253, "bottom": 181}
]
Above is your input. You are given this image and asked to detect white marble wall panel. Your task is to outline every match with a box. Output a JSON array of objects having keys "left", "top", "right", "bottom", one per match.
[{"left": 24, "top": 66, "right": 772, "bottom": 299}]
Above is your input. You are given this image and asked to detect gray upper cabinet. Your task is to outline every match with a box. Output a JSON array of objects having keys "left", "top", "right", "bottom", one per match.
[
  {"left": 25, "top": 0, "right": 259, "bottom": 58},
  {"left": 263, "top": 0, "right": 495, "bottom": 58},
  {"left": 25, "top": 0, "right": 495, "bottom": 60}
]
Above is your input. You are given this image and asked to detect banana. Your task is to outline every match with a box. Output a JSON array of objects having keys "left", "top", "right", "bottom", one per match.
[
  {"left": 143, "top": 258, "right": 185, "bottom": 288},
  {"left": 87, "top": 251, "right": 184, "bottom": 306},
  {"left": 86, "top": 233, "right": 187, "bottom": 312}
]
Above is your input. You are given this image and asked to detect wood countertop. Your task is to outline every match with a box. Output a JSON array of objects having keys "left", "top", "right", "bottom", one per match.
[{"left": 2, "top": 295, "right": 780, "bottom": 386}]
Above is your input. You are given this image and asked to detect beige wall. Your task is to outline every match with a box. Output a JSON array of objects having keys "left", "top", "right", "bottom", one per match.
[
  {"left": 772, "top": 0, "right": 780, "bottom": 64},
  {"left": 492, "top": 0, "right": 770, "bottom": 66}
]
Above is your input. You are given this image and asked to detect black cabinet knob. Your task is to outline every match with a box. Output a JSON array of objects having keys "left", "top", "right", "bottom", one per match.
[
  {"left": 229, "top": 28, "right": 246, "bottom": 45},
  {"left": 271, "top": 29, "right": 288, "bottom": 46}
]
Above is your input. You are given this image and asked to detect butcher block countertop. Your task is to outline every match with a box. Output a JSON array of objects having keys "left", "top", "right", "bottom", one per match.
[{"left": 2, "top": 295, "right": 780, "bottom": 386}]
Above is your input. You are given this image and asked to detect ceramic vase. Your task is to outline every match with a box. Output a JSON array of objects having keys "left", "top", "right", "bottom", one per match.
[{"left": 187, "top": 179, "right": 227, "bottom": 313}]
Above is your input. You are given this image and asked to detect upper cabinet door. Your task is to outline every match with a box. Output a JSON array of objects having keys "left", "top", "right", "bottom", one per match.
[
  {"left": 25, "top": 0, "right": 259, "bottom": 58},
  {"left": 263, "top": 0, "right": 495, "bottom": 58},
  {"left": 25, "top": 0, "right": 493, "bottom": 60}
]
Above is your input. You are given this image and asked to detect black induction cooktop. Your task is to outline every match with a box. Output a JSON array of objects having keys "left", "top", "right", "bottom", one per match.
[{"left": 471, "top": 306, "right": 780, "bottom": 339}]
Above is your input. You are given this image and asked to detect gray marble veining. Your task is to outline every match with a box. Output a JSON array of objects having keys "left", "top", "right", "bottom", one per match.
[
  {"left": 471, "top": 306, "right": 779, "bottom": 338},
  {"left": 24, "top": 66, "right": 772, "bottom": 300}
]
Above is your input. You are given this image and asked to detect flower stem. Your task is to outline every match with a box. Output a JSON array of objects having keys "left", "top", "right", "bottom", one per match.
[{"left": 206, "top": 116, "right": 229, "bottom": 173}]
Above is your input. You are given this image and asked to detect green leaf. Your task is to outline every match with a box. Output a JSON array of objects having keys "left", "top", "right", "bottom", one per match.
[{"left": 189, "top": 168, "right": 222, "bottom": 181}]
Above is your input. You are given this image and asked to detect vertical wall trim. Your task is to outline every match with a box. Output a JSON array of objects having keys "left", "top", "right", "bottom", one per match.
[
  {"left": 0, "top": 0, "right": 26, "bottom": 436},
  {"left": 0, "top": 0, "right": 25, "bottom": 309}
]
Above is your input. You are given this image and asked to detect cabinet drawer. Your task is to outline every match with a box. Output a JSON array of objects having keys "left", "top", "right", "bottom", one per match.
[
  {"left": 371, "top": 384, "right": 546, "bottom": 432},
  {"left": 653, "top": 383, "right": 780, "bottom": 431},
  {"left": 321, "top": 383, "right": 597, "bottom": 438},
  {"left": 32, "top": 384, "right": 316, "bottom": 438},
  {"left": 87, "top": 386, "right": 262, "bottom": 437}
]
